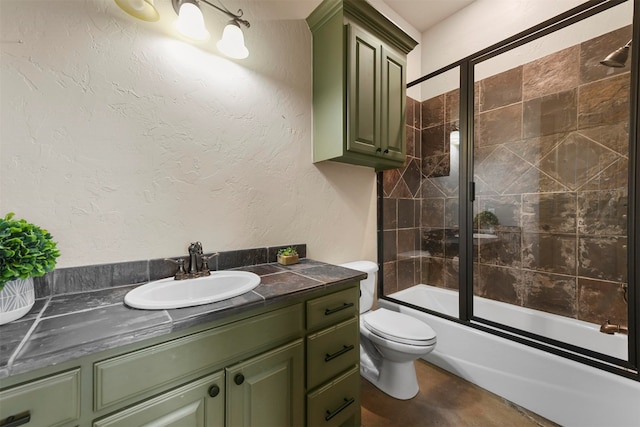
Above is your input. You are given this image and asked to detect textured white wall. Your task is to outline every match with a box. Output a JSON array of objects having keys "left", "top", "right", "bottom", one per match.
[
  {"left": 417, "top": 0, "right": 632, "bottom": 100},
  {"left": 0, "top": 0, "right": 378, "bottom": 268},
  {"left": 420, "top": 0, "right": 585, "bottom": 75}
]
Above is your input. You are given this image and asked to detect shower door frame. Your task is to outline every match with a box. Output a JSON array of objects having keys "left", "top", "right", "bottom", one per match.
[{"left": 378, "top": 0, "right": 640, "bottom": 381}]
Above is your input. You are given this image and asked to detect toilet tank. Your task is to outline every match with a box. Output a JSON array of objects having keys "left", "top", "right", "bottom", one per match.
[{"left": 339, "top": 261, "right": 378, "bottom": 313}]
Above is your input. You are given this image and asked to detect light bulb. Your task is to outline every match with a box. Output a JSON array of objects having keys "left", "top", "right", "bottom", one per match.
[
  {"left": 217, "top": 21, "right": 249, "bottom": 59},
  {"left": 176, "top": 2, "right": 210, "bottom": 41}
]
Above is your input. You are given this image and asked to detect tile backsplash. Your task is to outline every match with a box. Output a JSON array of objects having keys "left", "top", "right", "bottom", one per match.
[{"left": 34, "top": 244, "right": 306, "bottom": 299}]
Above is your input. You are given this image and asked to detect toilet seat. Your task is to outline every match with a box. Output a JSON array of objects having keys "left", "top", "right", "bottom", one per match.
[{"left": 363, "top": 308, "right": 436, "bottom": 346}]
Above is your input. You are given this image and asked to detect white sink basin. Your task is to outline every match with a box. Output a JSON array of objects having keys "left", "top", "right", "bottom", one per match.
[{"left": 124, "top": 271, "right": 261, "bottom": 310}]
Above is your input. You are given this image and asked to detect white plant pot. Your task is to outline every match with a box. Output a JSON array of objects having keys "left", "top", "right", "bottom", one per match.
[{"left": 0, "top": 277, "right": 35, "bottom": 325}]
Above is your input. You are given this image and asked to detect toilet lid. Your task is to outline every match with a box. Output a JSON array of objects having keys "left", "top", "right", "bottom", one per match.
[{"left": 363, "top": 308, "right": 436, "bottom": 346}]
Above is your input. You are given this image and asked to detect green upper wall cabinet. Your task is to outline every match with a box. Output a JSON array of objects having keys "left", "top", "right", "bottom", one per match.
[{"left": 307, "top": 0, "right": 418, "bottom": 171}]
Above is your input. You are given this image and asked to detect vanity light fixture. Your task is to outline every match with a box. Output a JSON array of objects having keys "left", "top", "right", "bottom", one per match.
[
  {"left": 114, "top": 0, "right": 250, "bottom": 59},
  {"left": 600, "top": 39, "right": 632, "bottom": 68}
]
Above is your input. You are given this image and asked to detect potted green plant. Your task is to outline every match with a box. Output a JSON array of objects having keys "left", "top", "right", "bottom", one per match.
[
  {"left": 473, "top": 210, "right": 499, "bottom": 232},
  {"left": 0, "top": 213, "right": 60, "bottom": 325},
  {"left": 277, "top": 246, "right": 299, "bottom": 266}
]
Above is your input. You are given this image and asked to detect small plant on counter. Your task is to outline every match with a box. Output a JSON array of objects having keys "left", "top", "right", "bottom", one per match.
[
  {"left": 0, "top": 212, "right": 60, "bottom": 291},
  {"left": 277, "top": 246, "right": 299, "bottom": 266},
  {"left": 473, "top": 210, "right": 499, "bottom": 232}
]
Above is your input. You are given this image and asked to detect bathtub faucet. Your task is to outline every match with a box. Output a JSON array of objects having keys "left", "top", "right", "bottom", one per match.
[{"left": 599, "top": 320, "right": 628, "bottom": 335}]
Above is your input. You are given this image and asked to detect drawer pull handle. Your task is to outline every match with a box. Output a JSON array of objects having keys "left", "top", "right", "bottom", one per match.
[
  {"left": 234, "top": 373, "right": 245, "bottom": 385},
  {"left": 325, "top": 344, "right": 355, "bottom": 362},
  {"left": 208, "top": 384, "right": 220, "bottom": 397},
  {"left": 324, "top": 397, "right": 355, "bottom": 421},
  {"left": 324, "top": 302, "right": 354, "bottom": 316},
  {"left": 2, "top": 412, "right": 31, "bottom": 427}
]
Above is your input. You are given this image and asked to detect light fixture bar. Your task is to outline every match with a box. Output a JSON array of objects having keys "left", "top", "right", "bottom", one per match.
[
  {"left": 199, "top": 0, "right": 250, "bottom": 28},
  {"left": 172, "top": 0, "right": 249, "bottom": 28}
]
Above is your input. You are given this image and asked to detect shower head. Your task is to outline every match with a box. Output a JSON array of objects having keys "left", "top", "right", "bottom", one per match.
[{"left": 600, "top": 39, "right": 632, "bottom": 68}]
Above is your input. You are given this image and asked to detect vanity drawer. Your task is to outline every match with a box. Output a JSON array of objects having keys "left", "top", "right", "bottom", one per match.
[
  {"left": 307, "top": 316, "right": 359, "bottom": 390},
  {"left": 307, "top": 366, "right": 360, "bottom": 427},
  {"left": 306, "top": 286, "right": 359, "bottom": 331},
  {"left": 94, "top": 303, "right": 303, "bottom": 411},
  {"left": 0, "top": 369, "right": 80, "bottom": 427}
]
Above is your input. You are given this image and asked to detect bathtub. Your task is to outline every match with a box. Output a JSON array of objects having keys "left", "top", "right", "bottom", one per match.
[{"left": 380, "top": 284, "right": 640, "bottom": 427}]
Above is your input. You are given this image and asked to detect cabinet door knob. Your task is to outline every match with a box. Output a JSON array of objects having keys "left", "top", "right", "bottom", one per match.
[
  {"left": 208, "top": 384, "right": 220, "bottom": 397},
  {"left": 376, "top": 147, "right": 382, "bottom": 152},
  {"left": 383, "top": 149, "right": 389, "bottom": 154},
  {"left": 234, "top": 373, "right": 245, "bottom": 385}
]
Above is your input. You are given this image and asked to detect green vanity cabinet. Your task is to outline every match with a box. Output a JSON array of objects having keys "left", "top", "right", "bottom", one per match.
[
  {"left": 94, "top": 339, "right": 304, "bottom": 427},
  {"left": 0, "top": 282, "right": 361, "bottom": 427},
  {"left": 307, "top": 0, "right": 418, "bottom": 171},
  {"left": 93, "top": 304, "right": 303, "bottom": 412}
]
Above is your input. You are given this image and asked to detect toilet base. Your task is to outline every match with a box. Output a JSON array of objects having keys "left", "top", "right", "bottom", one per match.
[{"left": 360, "top": 358, "right": 419, "bottom": 400}]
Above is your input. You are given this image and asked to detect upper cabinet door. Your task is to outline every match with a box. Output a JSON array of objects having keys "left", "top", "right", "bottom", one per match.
[
  {"left": 347, "top": 24, "right": 381, "bottom": 157},
  {"left": 380, "top": 45, "right": 407, "bottom": 162}
]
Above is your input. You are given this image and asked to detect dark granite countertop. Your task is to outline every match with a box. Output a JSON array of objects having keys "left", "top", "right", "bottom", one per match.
[{"left": 0, "top": 259, "right": 365, "bottom": 380}]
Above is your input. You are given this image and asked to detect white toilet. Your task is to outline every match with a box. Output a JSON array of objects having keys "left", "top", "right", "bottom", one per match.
[{"left": 340, "top": 261, "right": 436, "bottom": 400}]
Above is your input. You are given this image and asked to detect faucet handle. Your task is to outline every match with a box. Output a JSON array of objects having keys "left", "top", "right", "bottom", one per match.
[
  {"left": 200, "top": 253, "right": 219, "bottom": 276},
  {"left": 164, "top": 258, "right": 188, "bottom": 280}
]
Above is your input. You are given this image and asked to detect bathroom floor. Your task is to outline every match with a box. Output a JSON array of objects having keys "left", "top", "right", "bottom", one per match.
[{"left": 360, "top": 360, "right": 559, "bottom": 427}]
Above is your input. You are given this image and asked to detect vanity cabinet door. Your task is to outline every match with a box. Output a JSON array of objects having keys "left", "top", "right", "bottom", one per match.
[
  {"left": 225, "top": 339, "right": 303, "bottom": 427},
  {"left": 93, "top": 371, "right": 225, "bottom": 427}
]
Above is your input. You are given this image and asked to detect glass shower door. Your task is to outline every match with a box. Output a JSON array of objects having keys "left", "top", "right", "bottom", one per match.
[
  {"left": 381, "top": 66, "right": 461, "bottom": 318},
  {"left": 471, "top": 1, "right": 631, "bottom": 361}
]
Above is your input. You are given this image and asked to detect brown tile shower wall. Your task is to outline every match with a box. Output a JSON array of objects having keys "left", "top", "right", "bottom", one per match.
[{"left": 383, "top": 26, "right": 631, "bottom": 326}]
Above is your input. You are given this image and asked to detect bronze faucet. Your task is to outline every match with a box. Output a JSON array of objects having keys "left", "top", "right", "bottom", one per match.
[
  {"left": 165, "top": 242, "right": 218, "bottom": 280},
  {"left": 599, "top": 320, "right": 628, "bottom": 335},
  {"left": 188, "top": 241, "right": 203, "bottom": 275}
]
